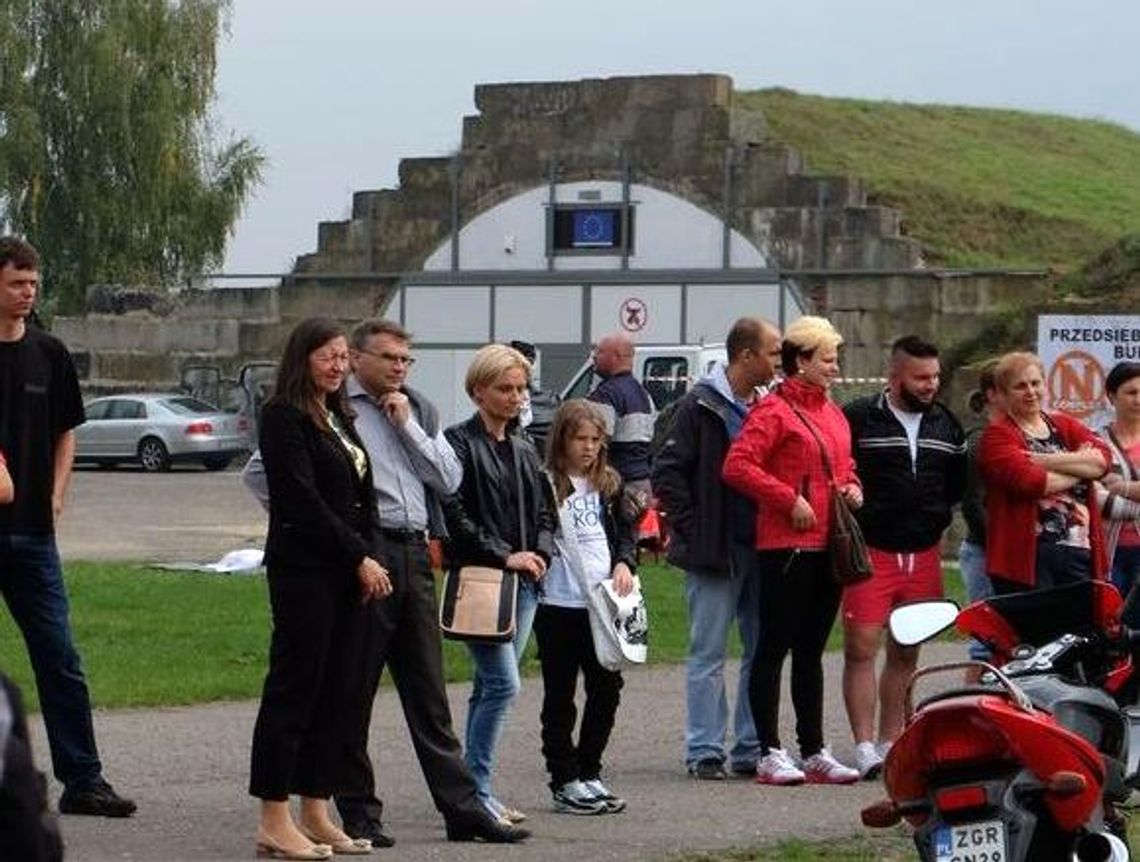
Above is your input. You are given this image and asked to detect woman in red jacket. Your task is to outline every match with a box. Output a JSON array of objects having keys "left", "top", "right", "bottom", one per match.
[
  {"left": 979, "top": 351, "right": 1109, "bottom": 594},
  {"left": 723, "top": 315, "right": 861, "bottom": 787}
]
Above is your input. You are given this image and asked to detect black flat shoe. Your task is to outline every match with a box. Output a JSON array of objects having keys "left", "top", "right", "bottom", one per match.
[
  {"left": 59, "top": 779, "right": 137, "bottom": 818},
  {"left": 446, "top": 814, "right": 530, "bottom": 843}
]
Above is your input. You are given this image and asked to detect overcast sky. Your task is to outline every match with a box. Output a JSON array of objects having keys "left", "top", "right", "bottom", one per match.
[{"left": 214, "top": 0, "right": 1140, "bottom": 275}]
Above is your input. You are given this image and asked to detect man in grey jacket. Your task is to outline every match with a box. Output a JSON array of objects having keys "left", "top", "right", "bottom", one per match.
[{"left": 651, "top": 318, "right": 782, "bottom": 779}]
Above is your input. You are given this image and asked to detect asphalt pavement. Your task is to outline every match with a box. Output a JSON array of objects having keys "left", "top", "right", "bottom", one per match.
[{"left": 31, "top": 470, "right": 952, "bottom": 861}]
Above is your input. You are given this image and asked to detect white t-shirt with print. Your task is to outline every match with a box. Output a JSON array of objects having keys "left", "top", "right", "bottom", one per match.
[{"left": 543, "top": 475, "right": 612, "bottom": 609}]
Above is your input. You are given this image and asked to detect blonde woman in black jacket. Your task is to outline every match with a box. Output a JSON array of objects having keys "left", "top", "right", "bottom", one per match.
[{"left": 442, "top": 343, "right": 555, "bottom": 826}]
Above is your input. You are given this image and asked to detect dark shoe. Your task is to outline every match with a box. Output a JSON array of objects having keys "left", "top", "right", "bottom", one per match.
[
  {"left": 59, "top": 778, "right": 136, "bottom": 817},
  {"left": 687, "top": 758, "right": 727, "bottom": 781},
  {"left": 446, "top": 812, "right": 530, "bottom": 843},
  {"left": 342, "top": 819, "right": 395, "bottom": 849},
  {"left": 730, "top": 761, "right": 758, "bottom": 778}
]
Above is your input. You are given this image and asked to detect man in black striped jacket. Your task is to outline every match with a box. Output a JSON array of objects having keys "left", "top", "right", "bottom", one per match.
[{"left": 840, "top": 335, "right": 966, "bottom": 779}]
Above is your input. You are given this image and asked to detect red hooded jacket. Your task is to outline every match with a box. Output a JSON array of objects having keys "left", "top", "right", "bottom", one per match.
[{"left": 723, "top": 376, "right": 859, "bottom": 552}]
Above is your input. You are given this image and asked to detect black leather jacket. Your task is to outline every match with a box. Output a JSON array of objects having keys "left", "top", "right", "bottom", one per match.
[{"left": 442, "top": 414, "right": 555, "bottom": 569}]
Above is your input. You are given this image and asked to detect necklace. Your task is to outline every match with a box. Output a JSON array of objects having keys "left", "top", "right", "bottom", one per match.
[{"left": 1013, "top": 413, "right": 1048, "bottom": 439}]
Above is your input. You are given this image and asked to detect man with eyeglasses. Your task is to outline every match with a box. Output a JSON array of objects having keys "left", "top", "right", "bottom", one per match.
[{"left": 242, "top": 319, "right": 529, "bottom": 844}]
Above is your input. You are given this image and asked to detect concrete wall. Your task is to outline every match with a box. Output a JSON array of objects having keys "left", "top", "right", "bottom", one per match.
[{"left": 55, "top": 74, "right": 1030, "bottom": 396}]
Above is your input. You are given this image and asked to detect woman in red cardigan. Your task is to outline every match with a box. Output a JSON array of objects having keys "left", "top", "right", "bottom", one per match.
[
  {"left": 978, "top": 351, "right": 1109, "bottom": 594},
  {"left": 723, "top": 315, "right": 861, "bottom": 787}
]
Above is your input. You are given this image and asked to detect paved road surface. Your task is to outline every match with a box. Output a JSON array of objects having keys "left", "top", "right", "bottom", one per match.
[
  {"left": 33, "top": 469, "right": 951, "bottom": 860},
  {"left": 58, "top": 467, "right": 267, "bottom": 563}
]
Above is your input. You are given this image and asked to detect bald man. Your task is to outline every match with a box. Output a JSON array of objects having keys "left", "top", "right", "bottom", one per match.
[
  {"left": 652, "top": 318, "right": 782, "bottom": 779},
  {"left": 589, "top": 334, "right": 656, "bottom": 501}
]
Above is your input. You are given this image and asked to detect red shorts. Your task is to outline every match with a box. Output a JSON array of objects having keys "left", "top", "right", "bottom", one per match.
[{"left": 842, "top": 544, "right": 943, "bottom": 627}]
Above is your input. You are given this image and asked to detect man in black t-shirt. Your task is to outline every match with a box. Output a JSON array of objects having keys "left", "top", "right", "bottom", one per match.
[{"left": 0, "top": 236, "right": 135, "bottom": 818}]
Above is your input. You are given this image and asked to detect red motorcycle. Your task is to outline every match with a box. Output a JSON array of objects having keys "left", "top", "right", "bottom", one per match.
[{"left": 862, "top": 580, "right": 1140, "bottom": 862}]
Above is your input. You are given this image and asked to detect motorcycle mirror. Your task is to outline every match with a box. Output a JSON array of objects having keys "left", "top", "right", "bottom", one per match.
[{"left": 889, "top": 600, "right": 959, "bottom": 647}]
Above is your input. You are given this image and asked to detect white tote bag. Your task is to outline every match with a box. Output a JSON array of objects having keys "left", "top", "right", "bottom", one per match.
[{"left": 554, "top": 495, "right": 649, "bottom": 671}]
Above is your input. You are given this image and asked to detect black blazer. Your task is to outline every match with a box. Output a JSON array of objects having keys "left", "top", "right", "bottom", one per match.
[
  {"left": 260, "top": 399, "right": 377, "bottom": 576},
  {"left": 442, "top": 414, "right": 555, "bottom": 570}
]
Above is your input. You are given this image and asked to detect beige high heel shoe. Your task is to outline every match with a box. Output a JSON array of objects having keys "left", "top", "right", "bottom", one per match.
[
  {"left": 299, "top": 827, "right": 371, "bottom": 856},
  {"left": 254, "top": 835, "right": 332, "bottom": 860}
]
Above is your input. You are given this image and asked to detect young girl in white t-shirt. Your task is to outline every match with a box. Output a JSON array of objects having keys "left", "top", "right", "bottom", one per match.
[{"left": 537, "top": 399, "right": 638, "bottom": 815}]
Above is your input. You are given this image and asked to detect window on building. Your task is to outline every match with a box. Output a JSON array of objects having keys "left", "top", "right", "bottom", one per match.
[{"left": 641, "top": 356, "right": 690, "bottom": 410}]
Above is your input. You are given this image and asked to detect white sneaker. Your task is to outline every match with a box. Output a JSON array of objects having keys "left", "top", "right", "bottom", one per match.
[
  {"left": 854, "top": 740, "right": 884, "bottom": 780},
  {"left": 754, "top": 748, "right": 806, "bottom": 786},
  {"left": 877, "top": 739, "right": 893, "bottom": 760},
  {"left": 801, "top": 748, "right": 860, "bottom": 785},
  {"left": 582, "top": 778, "right": 626, "bottom": 813},
  {"left": 552, "top": 780, "right": 607, "bottom": 815}
]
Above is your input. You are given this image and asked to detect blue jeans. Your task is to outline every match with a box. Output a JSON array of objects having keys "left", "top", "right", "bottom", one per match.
[
  {"left": 958, "top": 540, "right": 993, "bottom": 661},
  {"left": 464, "top": 579, "right": 538, "bottom": 807},
  {"left": 1111, "top": 545, "right": 1140, "bottom": 629},
  {"left": 0, "top": 533, "right": 102, "bottom": 788},
  {"left": 684, "top": 543, "right": 761, "bottom": 770}
]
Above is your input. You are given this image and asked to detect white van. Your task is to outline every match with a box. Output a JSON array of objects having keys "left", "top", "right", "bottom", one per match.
[{"left": 559, "top": 343, "right": 728, "bottom": 410}]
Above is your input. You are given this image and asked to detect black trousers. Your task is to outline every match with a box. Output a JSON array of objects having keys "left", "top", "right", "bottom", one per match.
[
  {"left": 335, "top": 535, "right": 483, "bottom": 828},
  {"left": 249, "top": 568, "right": 366, "bottom": 800},
  {"left": 534, "top": 604, "right": 624, "bottom": 789},
  {"left": 749, "top": 549, "right": 840, "bottom": 759}
]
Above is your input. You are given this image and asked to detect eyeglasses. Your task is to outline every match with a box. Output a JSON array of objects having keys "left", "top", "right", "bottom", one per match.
[
  {"left": 311, "top": 351, "right": 350, "bottom": 367},
  {"left": 356, "top": 348, "right": 416, "bottom": 366}
]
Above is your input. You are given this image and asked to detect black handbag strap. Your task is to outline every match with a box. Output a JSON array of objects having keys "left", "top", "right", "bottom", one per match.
[{"left": 780, "top": 393, "right": 837, "bottom": 487}]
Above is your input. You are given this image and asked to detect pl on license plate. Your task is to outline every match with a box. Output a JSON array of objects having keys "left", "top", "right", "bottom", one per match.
[{"left": 934, "top": 820, "right": 1007, "bottom": 862}]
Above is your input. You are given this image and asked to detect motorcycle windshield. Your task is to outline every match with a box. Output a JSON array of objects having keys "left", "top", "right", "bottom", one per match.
[{"left": 974, "top": 581, "right": 1120, "bottom": 647}]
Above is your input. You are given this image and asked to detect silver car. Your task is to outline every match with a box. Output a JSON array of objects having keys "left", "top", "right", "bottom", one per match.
[{"left": 75, "top": 394, "right": 251, "bottom": 472}]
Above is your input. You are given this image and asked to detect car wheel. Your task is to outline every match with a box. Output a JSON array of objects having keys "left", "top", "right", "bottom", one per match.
[
  {"left": 138, "top": 437, "right": 171, "bottom": 473},
  {"left": 202, "top": 455, "right": 230, "bottom": 472}
]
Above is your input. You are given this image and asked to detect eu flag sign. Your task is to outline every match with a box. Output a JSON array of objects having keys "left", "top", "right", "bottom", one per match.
[{"left": 572, "top": 209, "right": 617, "bottom": 248}]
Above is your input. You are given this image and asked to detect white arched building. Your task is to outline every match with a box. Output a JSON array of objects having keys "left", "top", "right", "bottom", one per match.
[{"left": 387, "top": 179, "right": 804, "bottom": 425}]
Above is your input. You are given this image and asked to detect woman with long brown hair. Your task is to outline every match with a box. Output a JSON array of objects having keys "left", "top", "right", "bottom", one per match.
[{"left": 249, "top": 317, "right": 391, "bottom": 860}]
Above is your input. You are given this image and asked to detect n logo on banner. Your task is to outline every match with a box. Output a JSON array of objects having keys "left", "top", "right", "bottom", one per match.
[{"left": 1048, "top": 349, "right": 1106, "bottom": 419}]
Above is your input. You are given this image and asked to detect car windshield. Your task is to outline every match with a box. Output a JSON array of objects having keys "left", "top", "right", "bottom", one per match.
[{"left": 161, "top": 397, "right": 219, "bottom": 416}]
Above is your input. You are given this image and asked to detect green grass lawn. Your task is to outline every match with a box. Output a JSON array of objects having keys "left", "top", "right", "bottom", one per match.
[{"left": 0, "top": 559, "right": 968, "bottom": 710}]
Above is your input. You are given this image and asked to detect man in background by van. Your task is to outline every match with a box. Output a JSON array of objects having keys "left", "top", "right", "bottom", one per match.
[
  {"left": 590, "top": 333, "right": 655, "bottom": 515},
  {"left": 652, "top": 318, "right": 782, "bottom": 779}
]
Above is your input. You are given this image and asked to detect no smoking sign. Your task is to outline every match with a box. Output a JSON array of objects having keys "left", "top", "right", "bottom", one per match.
[{"left": 620, "top": 297, "right": 647, "bottom": 332}]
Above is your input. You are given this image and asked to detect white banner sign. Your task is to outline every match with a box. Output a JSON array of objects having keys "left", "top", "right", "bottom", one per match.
[{"left": 1037, "top": 314, "right": 1140, "bottom": 428}]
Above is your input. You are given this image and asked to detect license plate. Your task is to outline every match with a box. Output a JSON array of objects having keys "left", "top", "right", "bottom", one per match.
[{"left": 934, "top": 820, "right": 1007, "bottom": 862}]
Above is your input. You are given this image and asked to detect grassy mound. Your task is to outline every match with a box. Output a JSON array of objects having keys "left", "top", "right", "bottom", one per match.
[{"left": 739, "top": 88, "right": 1140, "bottom": 271}]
